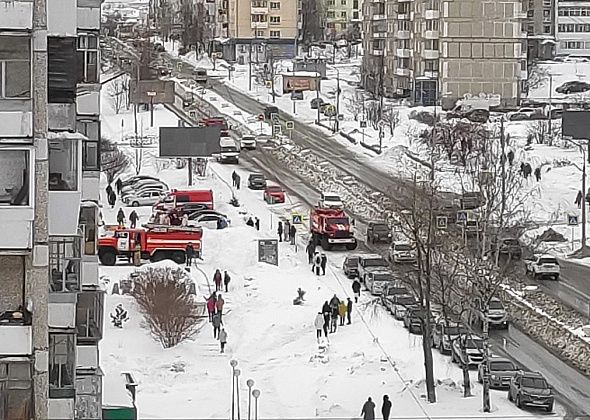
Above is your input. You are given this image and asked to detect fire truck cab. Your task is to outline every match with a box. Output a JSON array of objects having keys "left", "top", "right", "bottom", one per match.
[{"left": 310, "top": 206, "right": 357, "bottom": 251}]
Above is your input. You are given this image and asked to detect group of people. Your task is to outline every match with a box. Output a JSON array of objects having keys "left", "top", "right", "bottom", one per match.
[
  {"left": 206, "top": 292, "right": 228, "bottom": 353},
  {"left": 106, "top": 178, "right": 124, "bottom": 208},
  {"left": 212, "top": 268, "right": 231, "bottom": 292},
  {"left": 246, "top": 216, "right": 260, "bottom": 230},
  {"left": 360, "top": 396, "right": 392, "bottom": 420},
  {"left": 277, "top": 221, "right": 296, "bottom": 244},
  {"left": 231, "top": 171, "right": 241, "bottom": 189},
  {"left": 314, "top": 294, "right": 353, "bottom": 339},
  {"left": 116, "top": 209, "right": 140, "bottom": 228},
  {"left": 306, "top": 240, "right": 327, "bottom": 275},
  {"left": 519, "top": 162, "right": 543, "bottom": 182}
]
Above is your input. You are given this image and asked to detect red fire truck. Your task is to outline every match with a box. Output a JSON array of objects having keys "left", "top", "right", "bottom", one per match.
[
  {"left": 310, "top": 207, "right": 357, "bottom": 251},
  {"left": 98, "top": 224, "right": 203, "bottom": 266}
]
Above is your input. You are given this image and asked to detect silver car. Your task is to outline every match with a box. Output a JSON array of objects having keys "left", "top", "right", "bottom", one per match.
[{"left": 123, "top": 190, "right": 166, "bottom": 207}]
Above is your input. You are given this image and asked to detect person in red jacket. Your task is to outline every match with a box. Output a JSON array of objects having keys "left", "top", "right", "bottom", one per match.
[
  {"left": 213, "top": 269, "right": 222, "bottom": 292},
  {"left": 216, "top": 294, "right": 225, "bottom": 321},
  {"left": 206, "top": 294, "right": 216, "bottom": 322}
]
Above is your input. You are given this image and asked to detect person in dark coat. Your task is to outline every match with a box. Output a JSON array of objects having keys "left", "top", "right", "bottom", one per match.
[
  {"left": 117, "top": 209, "right": 125, "bottom": 227},
  {"left": 361, "top": 397, "right": 375, "bottom": 420},
  {"left": 534, "top": 167, "right": 541, "bottom": 182},
  {"left": 576, "top": 190, "right": 584, "bottom": 208},
  {"left": 235, "top": 174, "right": 240, "bottom": 190},
  {"left": 507, "top": 150, "right": 515, "bottom": 166},
  {"left": 320, "top": 253, "right": 327, "bottom": 275},
  {"left": 213, "top": 269, "right": 222, "bottom": 292},
  {"left": 255, "top": 217, "right": 260, "bottom": 231},
  {"left": 290, "top": 225, "right": 296, "bottom": 245},
  {"left": 352, "top": 280, "right": 361, "bottom": 303},
  {"left": 284, "top": 221, "right": 291, "bottom": 241},
  {"left": 523, "top": 163, "right": 532, "bottom": 179},
  {"left": 108, "top": 190, "right": 117, "bottom": 208},
  {"left": 106, "top": 184, "right": 113, "bottom": 197},
  {"left": 185, "top": 243, "right": 195, "bottom": 267},
  {"left": 306, "top": 241, "right": 315, "bottom": 264},
  {"left": 329, "top": 294, "right": 341, "bottom": 310},
  {"left": 246, "top": 217, "right": 255, "bottom": 227},
  {"left": 330, "top": 305, "right": 338, "bottom": 333},
  {"left": 232, "top": 171, "right": 237, "bottom": 187},
  {"left": 223, "top": 271, "right": 231, "bottom": 292},
  {"left": 115, "top": 178, "right": 123, "bottom": 194},
  {"left": 129, "top": 210, "right": 139, "bottom": 228},
  {"left": 313, "top": 252, "right": 322, "bottom": 275},
  {"left": 212, "top": 312, "right": 222, "bottom": 338},
  {"left": 382, "top": 395, "right": 392, "bottom": 420},
  {"left": 346, "top": 297, "right": 353, "bottom": 324},
  {"left": 277, "top": 221, "right": 283, "bottom": 242},
  {"left": 322, "top": 301, "right": 331, "bottom": 337}
]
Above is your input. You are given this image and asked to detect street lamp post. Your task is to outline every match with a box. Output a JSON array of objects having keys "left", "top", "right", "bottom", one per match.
[
  {"left": 229, "top": 360, "right": 238, "bottom": 420},
  {"left": 234, "top": 368, "right": 241, "bottom": 420},
  {"left": 252, "top": 389, "right": 261, "bottom": 420},
  {"left": 335, "top": 67, "right": 341, "bottom": 132},
  {"left": 246, "top": 379, "right": 255, "bottom": 420}
]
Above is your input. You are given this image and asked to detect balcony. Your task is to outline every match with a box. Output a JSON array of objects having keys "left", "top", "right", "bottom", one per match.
[
  {"left": 0, "top": 0, "right": 33, "bottom": 29},
  {"left": 521, "top": 69, "right": 528, "bottom": 79},
  {"left": 396, "top": 67, "right": 411, "bottom": 76},
  {"left": 423, "top": 49, "right": 439, "bottom": 59},
  {"left": 396, "top": 48, "right": 412, "bottom": 58},
  {"left": 48, "top": 398, "right": 75, "bottom": 419},
  {"left": 397, "top": 13, "right": 410, "bottom": 20},
  {"left": 77, "top": 344, "right": 99, "bottom": 370},
  {"left": 251, "top": 21, "right": 269, "bottom": 29},
  {"left": 514, "top": 10, "right": 527, "bottom": 19},
  {"left": 75, "top": 374, "right": 102, "bottom": 420},
  {"left": 372, "top": 14, "right": 386, "bottom": 20},
  {"left": 48, "top": 0, "right": 77, "bottom": 35},
  {"left": 0, "top": 147, "right": 35, "bottom": 250},
  {"left": 49, "top": 293, "right": 78, "bottom": 329},
  {"left": 372, "top": 31, "right": 387, "bottom": 38},
  {"left": 372, "top": 49, "right": 385, "bottom": 56},
  {"left": 77, "top": 5, "right": 101, "bottom": 29},
  {"left": 0, "top": 110, "right": 33, "bottom": 137},
  {"left": 424, "top": 9, "right": 439, "bottom": 19},
  {"left": 82, "top": 260, "right": 99, "bottom": 288},
  {"left": 424, "top": 70, "right": 439, "bottom": 78},
  {"left": 425, "top": 30, "right": 439, "bottom": 39},
  {"left": 82, "top": 172, "right": 100, "bottom": 202},
  {"left": 251, "top": 6, "right": 268, "bottom": 13},
  {"left": 397, "top": 30, "right": 410, "bottom": 39},
  {"left": 0, "top": 325, "right": 32, "bottom": 355},
  {"left": 77, "top": 85, "right": 100, "bottom": 116}
]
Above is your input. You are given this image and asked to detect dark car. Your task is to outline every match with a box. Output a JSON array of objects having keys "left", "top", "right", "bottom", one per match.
[
  {"left": 493, "top": 237, "right": 522, "bottom": 259},
  {"left": 264, "top": 106, "right": 280, "bottom": 120},
  {"left": 366, "top": 221, "right": 391, "bottom": 244},
  {"left": 478, "top": 357, "right": 518, "bottom": 388},
  {"left": 188, "top": 210, "right": 227, "bottom": 220},
  {"left": 508, "top": 371, "right": 554, "bottom": 412},
  {"left": 310, "top": 98, "right": 326, "bottom": 109},
  {"left": 556, "top": 81, "right": 590, "bottom": 94},
  {"left": 446, "top": 108, "right": 490, "bottom": 123},
  {"left": 403, "top": 307, "right": 434, "bottom": 335},
  {"left": 343, "top": 255, "right": 360, "bottom": 278},
  {"left": 248, "top": 173, "right": 267, "bottom": 190}
]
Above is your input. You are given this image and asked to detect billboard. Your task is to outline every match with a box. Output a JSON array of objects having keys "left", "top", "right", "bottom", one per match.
[
  {"left": 258, "top": 239, "right": 278, "bottom": 266},
  {"left": 282, "top": 73, "right": 320, "bottom": 93},
  {"left": 562, "top": 110, "right": 590, "bottom": 140},
  {"left": 159, "top": 126, "right": 222, "bottom": 157},
  {"left": 130, "top": 80, "right": 175, "bottom": 104}
]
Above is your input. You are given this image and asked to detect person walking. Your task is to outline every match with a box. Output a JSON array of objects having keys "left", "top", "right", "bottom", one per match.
[
  {"left": 108, "top": 190, "right": 117, "bottom": 208},
  {"left": 346, "top": 297, "right": 353, "bottom": 324},
  {"left": 361, "top": 397, "right": 376, "bottom": 420},
  {"left": 330, "top": 304, "right": 339, "bottom": 333},
  {"left": 507, "top": 150, "right": 515, "bottom": 166},
  {"left": 218, "top": 327, "right": 228, "bottom": 353},
  {"left": 329, "top": 294, "right": 341, "bottom": 310},
  {"left": 232, "top": 171, "right": 237, "bottom": 187},
  {"left": 322, "top": 301, "right": 331, "bottom": 337},
  {"left": 306, "top": 241, "right": 314, "bottom": 264},
  {"left": 215, "top": 294, "right": 225, "bottom": 321},
  {"left": 236, "top": 174, "right": 241, "bottom": 190},
  {"left": 246, "top": 217, "right": 254, "bottom": 227},
  {"left": 129, "top": 210, "right": 139, "bottom": 228},
  {"left": 290, "top": 224, "right": 296, "bottom": 245},
  {"left": 381, "top": 395, "right": 392, "bottom": 420},
  {"left": 320, "top": 253, "right": 327, "bottom": 275},
  {"left": 213, "top": 269, "right": 222, "bottom": 292},
  {"left": 185, "top": 243, "right": 195, "bottom": 267},
  {"left": 255, "top": 217, "right": 260, "bottom": 231},
  {"left": 338, "top": 300, "right": 347, "bottom": 326},
  {"left": 313, "top": 252, "right": 322, "bottom": 275},
  {"left": 314, "top": 312, "right": 324, "bottom": 341},
  {"left": 212, "top": 312, "right": 222, "bottom": 338},
  {"left": 277, "top": 222, "right": 283, "bottom": 242},
  {"left": 534, "top": 167, "right": 542, "bottom": 182},
  {"left": 106, "top": 184, "right": 113, "bottom": 198},
  {"left": 115, "top": 177, "right": 123, "bottom": 194},
  {"left": 206, "top": 294, "right": 216, "bottom": 322},
  {"left": 116, "top": 208, "right": 125, "bottom": 227},
  {"left": 223, "top": 271, "right": 231, "bottom": 292},
  {"left": 284, "top": 220, "right": 291, "bottom": 242},
  {"left": 576, "top": 190, "right": 584, "bottom": 208},
  {"left": 352, "top": 280, "right": 361, "bottom": 303}
]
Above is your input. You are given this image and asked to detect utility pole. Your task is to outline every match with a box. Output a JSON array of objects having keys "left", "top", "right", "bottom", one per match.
[
  {"left": 583, "top": 142, "right": 588, "bottom": 247},
  {"left": 32, "top": 0, "right": 50, "bottom": 417},
  {"left": 316, "top": 77, "right": 321, "bottom": 124},
  {"left": 269, "top": 49, "right": 276, "bottom": 103},
  {"left": 500, "top": 117, "right": 506, "bottom": 229},
  {"left": 335, "top": 67, "right": 340, "bottom": 132},
  {"left": 547, "top": 74, "right": 553, "bottom": 143},
  {"left": 248, "top": 40, "right": 252, "bottom": 91},
  {"left": 482, "top": 297, "right": 491, "bottom": 412}
]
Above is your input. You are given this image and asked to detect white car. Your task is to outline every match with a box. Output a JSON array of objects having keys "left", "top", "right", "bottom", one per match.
[
  {"left": 240, "top": 134, "right": 257, "bottom": 150},
  {"left": 389, "top": 242, "right": 417, "bottom": 263},
  {"left": 319, "top": 192, "right": 343, "bottom": 209},
  {"left": 122, "top": 190, "right": 167, "bottom": 207},
  {"left": 507, "top": 107, "right": 543, "bottom": 121},
  {"left": 120, "top": 179, "right": 168, "bottom": 196},
  {"left": 189, "top": 213, "right": 231, "bottom": 229}
]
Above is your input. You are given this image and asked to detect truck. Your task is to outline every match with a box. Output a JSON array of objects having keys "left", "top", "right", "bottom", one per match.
[
  {"left": 525, "top": 254, "right": 560, "bottom": 280},
  {"left": 217, "top": 136, "right": 240, "bottom": 164},
  {"left": 310, "top": 206, "right": 357, "bottom": 250},
  {"left": 98, "top": 224, "right": 203, "bottom": 266}
]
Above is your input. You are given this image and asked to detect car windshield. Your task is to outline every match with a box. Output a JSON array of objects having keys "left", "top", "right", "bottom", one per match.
[
  {"left": 490, "top": 361, "right": 516, "bottom": 371},
  {"left": 323, "top": 195, "right": 341, "bottom": 201},
  {"left": 398, "top": 296, "right": 415, "bottom": 305},
  {"left": 372, "top": 224, "right": 388, "bottom": 232},
  {"left": 445, "top": 326, "right": 463, "bottom": 335},
  {"left": 250, "top": 175, "right": 265, "bottom": 181},
  {"left": 221, "top": 146, "right": 238, "bottom": 152},
  {"left": 387, "top": 288, "right": 407, "bottom": 296},
  {"left": 465, "top": 338, "right": 483, "bottom": 349},
  {"left": 364, "top": 258, "right": 387, "bottom": 266},
  {"left": 395, "top": 244, "right": 413, "bottom": 251},
  {"left": 503, "top": 239, "right": 519, "bottom": 246},
  {"left": 373, "top": 273, "right": 394, "bottom": 281},
  {"left": 345, "top": 258, "right": 359, "bottom": 266},
  {"left": 521, "top": 377, "right": 548, "bottom": 389},
  {"left": 489, "top": 300, "right": 504, "bottom": 310},
  {"left": 539, "top": 258, "right": 557, "bottom": 265},
  {"left": 268, "top": 186, "right": 282, "bottom": 192},
  {"left": 326, "top": 217, "right": 348, "bottom": 225}
]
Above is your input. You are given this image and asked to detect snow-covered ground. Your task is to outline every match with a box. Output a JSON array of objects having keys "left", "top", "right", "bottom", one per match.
[{"left": 99, "top": 78, "right": 567, "bottom": 419}]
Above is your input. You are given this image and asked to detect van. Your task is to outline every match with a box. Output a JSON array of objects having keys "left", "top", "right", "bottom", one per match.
[
  {"left": 218, "top": 137, "right": 240, "bottom": 164},
  {"left": 155, "top": 189, "right": 214, "bottom": 211},
  {"left": 364, "top": 268, "right": 396, "bottom": 295}
]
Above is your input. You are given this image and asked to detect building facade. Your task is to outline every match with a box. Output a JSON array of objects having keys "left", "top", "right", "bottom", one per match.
[
  {"left": 362, "top": 0, "right": 527, "bottom": 108},
  {"left": 324, "top": 0, "right": 362, "bottom": 38},
  {"left": 556, "top": 0, "right": 590, "bottom": 56},
  {"left": 0, "top": 0, "right": 103, "bottom": 418},
  {"left": 526, "top": 0, "right": 557, "bottom": 60}
]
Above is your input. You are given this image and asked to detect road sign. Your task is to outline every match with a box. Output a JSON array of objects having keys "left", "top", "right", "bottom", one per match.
[
  {"left": 189, "top": 111, "right": 196, "bottom": 119},
  {"left": 146, "top": 91, "right": 157, "bottom": 97},
  {"left": 258, "top": 239, "right": 278, "bottom": 266},
  {"left": 436, "top": 216, "right": 448, "bottom": 230},
  {"left": 273, "top": 124, "right": 282, "bottom": 135},
  {"left": 286, "top": 121, "right": 295, "bottom": 130},
  {"left": 177, "top": 62, "right": 182, "bottom": 72},
  {"left": 291, "top": 91, "right": 304, "bottom": 100},
  {"left": 457, "top": 210, "right": 468, "bottom": 223},
  {"left": 360, "top": 121, "right": 367, "bottom": 128},
  {"left": 292, "top": 213, "right": 303, "bottom": 224},
  {"left": 257, "top": 114, "right": 265, "bottom": 121},
  {"left": 568, "top": 214, "right": 579, "bottom": 225}
]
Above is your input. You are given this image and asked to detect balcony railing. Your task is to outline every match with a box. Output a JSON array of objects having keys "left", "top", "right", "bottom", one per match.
[
  {"left": 0, "top": 0, "right": 33, "bottom": 30},
  {"left": 251, "top": 6, "right": 268, "bottom": 13},
  {"left": 396, "top": 67, "right": 411, "bottom": 77},
  {"left": 49, "top": 293, "right": 77, "bottom": 329},
  {"left": 372, "top": 14, "right": 386, "bottom": 20},
  {"left": 423, "top": 49, "right": 439, "bottom": 59},
  {"left": 372, "top": 49, "right": 385, "bottom": 56},
  {"left": 251, "top": 21, "right": 268, "bottom": 28},
  {"left": 424, "top": 9, "right": 439, "bottom": 19},
  {"left": 396, "top": 48, "right": 411, "bottom": 58},
  {"left": 0, "top": 324, "right": 32, "bottom": 355},
  {"left": 424, "top": 30, "right": 439, "bottom": 39},
  {"left": 397, "top": 30, "right": 410, "bottom": 39}
]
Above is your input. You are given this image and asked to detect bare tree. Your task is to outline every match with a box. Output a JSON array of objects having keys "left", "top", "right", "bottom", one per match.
[
  {"left": 131, "top": 266, "right": 205, "bottom": 348},
  {"left": 526, "top": 120, "right": 562, "bottom": 146},
  {"left": 381, "top": 106, "right": 400, "bottom": 136},
  {"left": 100, "top": 137, "right": 129, "bottom": 184},
  {"left": 344, "top": 90, "right": 365, "bottom": 121},
  {"left": 109, "top": 78, "right": 126, "bottom": 114},
  {"left": 366, "top": 100, "right": 381, "bottom": 129},
  {"left": 300, "top": 0, "right": 324, "bottom": 50}
]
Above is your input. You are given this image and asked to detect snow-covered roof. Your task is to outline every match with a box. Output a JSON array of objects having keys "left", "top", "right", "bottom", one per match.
[{"left": 281, "top": 71, "right": 320, "bottom": 78}]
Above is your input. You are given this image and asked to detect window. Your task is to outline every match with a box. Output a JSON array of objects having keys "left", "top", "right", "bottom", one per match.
[
  {"left": 426, "top": 20, "right": 439, "bottom": 31},
  {"left": 340, "top": 11, "right": 347, "bottom": 18},
  {"left": 327, "top": 11, "right": 335, "bottom": 18},
  {"left": 327, "top": 0, "right": 334, "bottom": 5},
  {"left": 48, "top": 37, "right": 77, "bottom": 103},
  {"left": 76, "top": 120, "right": 100, "bottom": 171},
  {"left": 425, "top": 39, "right": 439, "bottom": 50},
  {"left": 424, "top": 59, "right": 438, "bottom": 71},
  {"left": 0, "top": 149, "right": 30, "bottom": 206},
  {"left": 424, "top": 0, "right": 439, "bottom": 10},
  {"left": 49, "top": 139, "right": 79, "bottom": 191},
  {"left": 0, "top": 36, "right": 31, "bottom": 99},
  {"left": 79, "top": 205, "right": 97, "bottom": 255},
  {"left": 270, "top": 30, "right": 281, "bottom": 38},
  {"left": 543, "top": 9, "right": 551, "bottom": 17},
  {"left": 398, "top": 39, "right": 410, "bottom": 49},
  {"left": 270, "top": 1, "right": 280, "bottom": 9},
  {"left": 398, "top": 20, "right": 411, "bottom": 31},
  {"left": 49, "top": 334, "right": 76, "bottom": 398},
  {"left": 256, "top": 30, "right": 265, "bottom": 37},
  {"left": 77, "top": 34, "right": 98, "bottom": 83},
  {"left": 49, "top": 236, "right": 81, "bottom": 293},
  {"left": 341, "top": 0, "right": 346, "bottom": 4},
  {"left": 0, "top": 361, "right": 32, "bottom": 420},
  {"left": 251, "top": 14, "right": 267, "bottom": 22},
  {"left": 76, "top": 291, "right": 104, "bottom": 341},
  {"left": 397, "top": 57, "right": 410, "bottom": 68},
  {"left": 543, "top": 25, "right": 551, "bottom": 33},
  {"left": 398, "top": 3, "right": 410, "bottom": 14},
  {"left": 270, "top": 16, "right": 281, "bottom": 23}
]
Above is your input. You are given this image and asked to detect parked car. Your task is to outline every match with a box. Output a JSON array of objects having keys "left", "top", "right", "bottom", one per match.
[
  {"left": 240, "top": 134, "right": 257, "bottom": 150},
  {"left": 366, "top": 221, "right": 391, "bottom": 244},
  {"left": 446, "top": 107, "right": 490, "bottom": 123},
  {"left": 492, "top": 237, "right": 522, "bottom": 259},
  {"left": 450, "top": 334, "right": 484, "bottom": 367},
  {"left": 478, "top": 357, "right": 518, "bottom": 388},
  {"left": 189, "top": 213, "right": 230, "bottom": 229},
  {"left": 403, "top": 307, "right": 434, "bottom": 335},
  {"left": 525, "top": 255, "right": 560, "bottom": 280},
  {"left": 386, "top": 294, "right": 417, "bottom": 320},
  {"left": 248, "top": 173, "right": 267, "bottom": 190},
  {"left": 507, "top": 107, "right": 544, "bottom": 121},
  {"left": 319, "top": 192, "right": 343, "bottom": 209},
  {"left": 432, "top": 320, "right": 466, "bottom": 354},
  {"left": 263, "top": 184, "right": 286, "bottom": 204},
  {"left": 388, "top": 242, "right": 417, "bottom": 264},
  {"left": 188, "top": 210, "right": 227, "bottom": 220},
  {"left": 357, "top": 254, "right": 389, "bottom": 282},
  {"left": 121, "top": 179, "right": 168, "bottom": 196},
  {"left": 122, "top": 190, "right": 166, "bottom": 207},
  {"left": 364, "top": 268, "right": 396, "bottom": 295},
  {"left": 482, "top": 297, "right": 510, "bottom": 329},
  {"left": 120, "top": 175, "right": 161, "bottom": 188},
  {"left": 556, "top": 80, "right": 590, "bottom": 94},
  {"left": 508, "top": 371, "right": 554, "bottom": 412},
  {"left": 342, "top": 255, "right": 360, "bottom": 278},
  {"left": 178, "top": 203, "right": 209, "bottom": 214},
  {"left": 264, "top": 105, "right": 280, "bottom": 120},
  {"left": 310, "top": 98, "right": 326, "bottom": 109}
]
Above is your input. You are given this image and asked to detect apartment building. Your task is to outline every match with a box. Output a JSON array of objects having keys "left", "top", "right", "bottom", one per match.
[
  {"left": 556, "top": 0, "right": 590, "bottom": 56},
  {"left": 324, "top": 0, "right": 362, "bottom": 38},
  {"left": 362, "top": 0, "right": 527, "bottom": 109},
  {"left": 216, "top": 0, "right": 299, "bottom": 62},
  {"left": 0, "top": 0, "right": 103, "bottom": 418},
  {"left": 526, "top": 0, "right": 557, "bottom": 59}
]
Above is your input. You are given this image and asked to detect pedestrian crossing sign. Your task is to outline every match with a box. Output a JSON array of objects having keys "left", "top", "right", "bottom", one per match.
[
  {"left": 273, "top": 124, "right": 282, "bottom": 135},
  {"left": 568, "top": 214, "right": 578, "bottom": 226},
  {"left": 292, "top": 213, "right": 303, "bottom": 224},
  {"left": 457, "top": 210, "right": 467, "bottom": 223},
  {"left": 436, "top": 216, "right": 448, "bottom": 230}
]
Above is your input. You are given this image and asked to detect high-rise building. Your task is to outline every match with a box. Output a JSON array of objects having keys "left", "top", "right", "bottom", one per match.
[
  {"left": 555, "top": 0, "right": 590, "bottom": 56},
  {"left": 324, "top": 0, "right": 363, "bottom": 38},
  {"left": 526, "top": 0, "right": 557, "bottom": 60},
  {"left": 362, "top": 0, "right": 527, "bottom": 109},
  {"left": 0, "top": 0, "right": 103, "bottom": 418}
]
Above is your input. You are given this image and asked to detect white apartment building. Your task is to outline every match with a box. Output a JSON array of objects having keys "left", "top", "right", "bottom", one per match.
[
  {"left": 324, "top": 0, "right": 362, "bottom": 38},
  {"left": 0, "top": 0, "right": 103, "bottom": 418},
  {"left": 556, "top": 0, "right": 590, "bottom": 56}
]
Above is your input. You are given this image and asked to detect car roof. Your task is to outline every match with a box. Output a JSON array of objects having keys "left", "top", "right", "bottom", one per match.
[
  {"left": 322, "top": 191, "right": 340, "bottom": 196},
  {"left": 540, "top": 254, "right": 556, "bottom": 258},
  {"left": 488, "top": 356, "right": 513, "bottom": 364},
  {"left": 366, "top": 267, "right": 392, "bottom": 274},
  {"left": 520, "top": 371, "right": 545, "bottom": 378},
  {"left": 359, "top": 253, "right": 385, "bottom": 259},
  {"left": 249, "top": 173, "right": 265, "bottom": 177}
]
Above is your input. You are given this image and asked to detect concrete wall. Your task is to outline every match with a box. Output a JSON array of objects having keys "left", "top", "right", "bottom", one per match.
[{"left": 0, "top": 256, "right": 25, "bottom": 312}]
